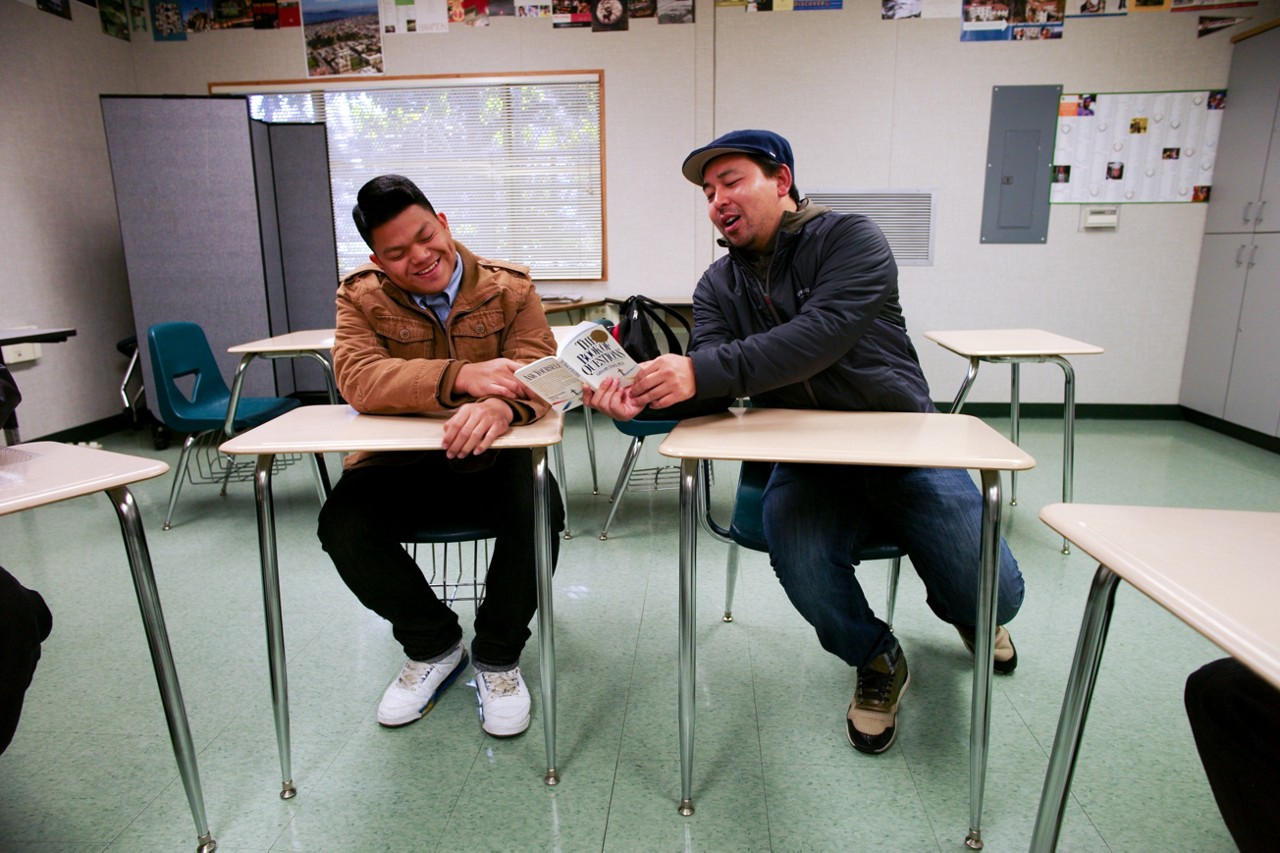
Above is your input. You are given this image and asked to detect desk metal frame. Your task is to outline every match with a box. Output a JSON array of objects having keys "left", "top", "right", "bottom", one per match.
[
  {"left": 220, "top": 406, "right": 563, "bottom": 798},
  {"left": 926, "top": 330, "right": 1103, "bottom": 555},
  {"left": 0, "top": 442, "right": 214, "bottom": 852},
  {"left": 1030, "top": 503, "right": 1280, "bottom": 852},
  {"left": 659, "top": 409, "right": 1034, "bottom": 849}
]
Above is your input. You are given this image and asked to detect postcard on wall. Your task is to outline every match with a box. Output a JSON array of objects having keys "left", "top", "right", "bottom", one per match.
[
  {"left": 961, "top": 0, "right": 1064, "bottom": 40},
  {"left": 657, "top": 0, "right": 693, "bottom": 20},
  {"left": 1067, "top": 0, "right": 1127, "bottom": 15},
  {"left": 129, "top": 0, "right": 149, "bottom": 28},
  {"left": 1171, "top": 0, "right": 1257, "bottom": 11},
  {"left": 1051, "top": 90, "right": 1225, "bottom": 203},
  {"left": 1197, "top": 14, "right": 1249, "bottom": 33},
  {"left": 301, "top": 0, "right": 384, "bottom": 75},
  {"left": 38, "top": 0, "right": 74, "bottom": 18},
  {"left": 591, "top": 0, "right": 627, "bottom": 28},
  {"left": 553, "top": 0, "right": 592, "bottom": 26},
  {"left": 100, "top": 0, "right": 132, "bottom": 36},
  {"left": 150, "top": 0, "right": 187, "bottom": 38},
  {"left": 883, "top": 0, "right": 960, "bottom": 18}
]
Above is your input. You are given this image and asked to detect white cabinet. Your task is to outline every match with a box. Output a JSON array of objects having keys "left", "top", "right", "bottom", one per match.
[
  {"left": 1204, "top": 27, "right": 1280, "bottom": 235},
  {"left": 1181, "top": 23, "right": 1280, "bottom": 438}
]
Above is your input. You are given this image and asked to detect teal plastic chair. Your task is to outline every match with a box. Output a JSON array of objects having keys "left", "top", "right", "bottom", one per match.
[
  {"left": 148, "top": 321, "right": 301, "bottom": 530},
  {"left": 716, "top": 460, "right": 904, "bottom": 625}
]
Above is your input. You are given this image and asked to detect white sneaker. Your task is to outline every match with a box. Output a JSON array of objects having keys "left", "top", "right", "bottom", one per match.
[
  {"left": 474, "top": 667, "right": 531, "bottom": 737},
  {"left": 377, "top": 645, "right": 469, "bottom": 728}
]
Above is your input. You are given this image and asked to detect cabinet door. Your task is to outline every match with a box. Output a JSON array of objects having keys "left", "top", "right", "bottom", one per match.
[
  {"left": 1224, "top": 234, "right": 1280, "bottom": 435},
  {"left": 1204, "top": 27, "right": 1280, "bottom": 235},
  {"left": 1256, "top": 104, "right": 1280, "bottom": 233},
  {"left": 1181, "top": 234, "right": 1251, "bottom": 418}
]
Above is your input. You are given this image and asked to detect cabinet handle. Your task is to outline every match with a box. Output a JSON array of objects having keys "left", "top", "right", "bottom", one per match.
[
  {"left": 1257, "top": 200, "right": 1268, "bottom": 225},
  {"left": 1247, "top": 244, "right": 1258, "bottom": 269},
  {"left": 1243, "top": 201, "right": 1253, "bottom": 223},
  {"left": 1235, "top": 244, "right": 1247, "bottom": 266}
]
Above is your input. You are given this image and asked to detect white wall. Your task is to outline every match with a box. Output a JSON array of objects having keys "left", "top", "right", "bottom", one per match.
[{"left": 2, "top": 0, "right": 1276, "bottom": 437}]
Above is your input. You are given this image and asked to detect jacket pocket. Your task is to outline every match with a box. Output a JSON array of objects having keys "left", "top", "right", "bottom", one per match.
[
  {"left": 450, "top": 307, "right": 507, "bottom": 362},
  {"left": 373, "top": 315, "right": 437, "bottom": 360}
]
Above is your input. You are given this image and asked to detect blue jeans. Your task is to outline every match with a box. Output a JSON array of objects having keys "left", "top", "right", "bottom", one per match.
[{"left": 761, "top": 463, "right": 1024, "bottom": 668}]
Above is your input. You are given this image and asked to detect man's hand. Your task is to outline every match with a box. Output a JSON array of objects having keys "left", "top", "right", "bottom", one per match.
[
  {"left": 583, "top": 376, "right": 646, "bottom": 421},
  {"left": 442, "top": 398, "right": 514, "bottom": 458},
  {"left": 454, "top": 359, "right": 529, "bottom": 400},
  {"left": 628, "top": 354, "right": 696, "bottom": 409}
]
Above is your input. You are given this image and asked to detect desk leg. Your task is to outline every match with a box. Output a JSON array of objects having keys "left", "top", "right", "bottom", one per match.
[
  {"left": 106, "top": 485, "right": 217, "bottom": 853},
  {"left": 252, "top": 454, "right": 296, "bottom": 800},
  {"left": 1049, "top": 356, "right": 1076, "bottom": 555},
  {"left": 949, "top": 357, "right": 982, "bottom": 415},
  {"left": 224, "top": 354, "right": 254, "bottom": 438},
  {"left": 1009, "top": 365, "right": 1020, "bottom": 506},
  {"left": 532, "top": 447, "right": 559, "bottom": 785},
  {"left": 1031, "top": 565, "right": 1120, "bottom": 852},
  {"left": 677, "top": 458, "right": 699, "bottom": 816},
  {"left": 965, "top": 469, "right": 1003, "bottom": 850},
  {"left": 583, "top": 407, "right": 598, "bottom": 494}
]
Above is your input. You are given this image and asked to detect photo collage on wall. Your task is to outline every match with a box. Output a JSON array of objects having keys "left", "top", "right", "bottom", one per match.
[{"left": 1051, "top": 90, "right": 1225, "bottom": 203}]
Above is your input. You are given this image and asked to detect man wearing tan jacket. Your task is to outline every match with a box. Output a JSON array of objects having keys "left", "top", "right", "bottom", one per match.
[{"left": 318, "top": 174, "right": 564, "bottom": 737}]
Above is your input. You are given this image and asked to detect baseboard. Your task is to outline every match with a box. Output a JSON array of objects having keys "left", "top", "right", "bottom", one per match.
[
  {"left": 938, "top": 402, "right": 1185, "bottom": 420},
  {"left": 28, "top": 413, "right": 136, "bottom": 444},
  {"left": 1179, "top": 407, "right": 1280, "bottom": 454}
]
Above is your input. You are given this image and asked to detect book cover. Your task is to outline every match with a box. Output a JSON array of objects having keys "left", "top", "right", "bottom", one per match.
[{"left": 516, "top": 321, "right": 639, "bottom": 409}]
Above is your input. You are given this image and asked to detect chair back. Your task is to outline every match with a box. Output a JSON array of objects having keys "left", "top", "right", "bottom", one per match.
[{"left": 147, "top": 322, "right": 235, "bottom": 432}]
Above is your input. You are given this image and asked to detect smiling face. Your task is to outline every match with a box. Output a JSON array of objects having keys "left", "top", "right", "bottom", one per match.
[
  {"left": 701, "top": 153, "right": 795, "bottom": 254},
  {"left": 368, "top": 204, "right": 457, "bottom": 296}
]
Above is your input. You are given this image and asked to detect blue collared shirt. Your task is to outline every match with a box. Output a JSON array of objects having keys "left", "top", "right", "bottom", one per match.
[{"left": 412, "top": 252, "right": 463, "bottom": 326}]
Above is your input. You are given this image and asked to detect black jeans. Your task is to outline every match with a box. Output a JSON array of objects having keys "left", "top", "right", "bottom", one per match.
[
  {"left": 1, "top": 565, "right": 53, "bottom": 755},
  {"left": 1185, "top": 657, "right": 1280, "bottom": 852},
  {"left": 317, "top": 449, "right": 563, "bottom": 669}
]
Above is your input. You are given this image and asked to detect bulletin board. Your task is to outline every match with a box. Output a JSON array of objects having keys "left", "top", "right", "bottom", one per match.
[{"left": 1050, "top": 89, "right": 1226, "bottom": 204}]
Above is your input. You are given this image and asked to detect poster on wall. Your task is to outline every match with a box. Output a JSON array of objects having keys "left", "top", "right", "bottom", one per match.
[
  {"left": 150, "top": 0, "right": 187, "bottom": 38},
  {"left": 1051, "top": 90, "right": 1225, "bottom": 203},
  {"left": 100, "top": 0, "right": 132, "bottom": 35},
  {"left": 657, "top": 0, "right": 692, "bottom": 20},
  {"left": 961, "top": 0, "right": 1064, "bottom": 40},
  {"left": 882, "top": 0, "right": 960, "bottom": 18},
  {"left": 301, "top": 0, "right": 384, "bottom": 74},
  {"left": 378, "top": 0, "right": 447, "bottom": 32},
  {"left": 1171, "top": 0, "right": 1257, "bottom": 10},
  {"left": 1067, "top": 0, "right": 1126, "bottom": 15}
]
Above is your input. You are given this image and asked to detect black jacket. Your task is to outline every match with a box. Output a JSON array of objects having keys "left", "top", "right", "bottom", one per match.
[{"left": 686, "top": 207, "right": 935, "bottom": 414}]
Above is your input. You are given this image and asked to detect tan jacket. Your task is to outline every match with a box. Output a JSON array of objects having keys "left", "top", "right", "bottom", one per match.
[{"left": 333, "top": 241, "right": 556, "bottom": 468}]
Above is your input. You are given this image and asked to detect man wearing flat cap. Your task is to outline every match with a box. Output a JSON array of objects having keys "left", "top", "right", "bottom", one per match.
[{"left": 587, "top": 129, "right": 1025, "bottom": 754}]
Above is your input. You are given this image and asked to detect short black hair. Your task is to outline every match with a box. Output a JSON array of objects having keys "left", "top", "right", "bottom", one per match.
[
  {"left": 352, "top": 175, "right": 437, "bottom": 250},
  {"left": 750, "top": 155, "right": 802, "bottom": 205}
]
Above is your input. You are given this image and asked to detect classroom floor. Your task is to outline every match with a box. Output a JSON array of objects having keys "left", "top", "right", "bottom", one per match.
[{"left": 2, "top": 411, "right": 1278, "bottom": 852}]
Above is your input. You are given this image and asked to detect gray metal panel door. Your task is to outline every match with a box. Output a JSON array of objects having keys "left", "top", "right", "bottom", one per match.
[{"left": 980, "top": 85, "right": 1061, "bottom": 245}]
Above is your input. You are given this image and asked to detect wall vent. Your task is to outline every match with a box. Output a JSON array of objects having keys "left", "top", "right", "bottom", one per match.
[{"left": 807, "top": 190, "right": 935, "bottom": 266}]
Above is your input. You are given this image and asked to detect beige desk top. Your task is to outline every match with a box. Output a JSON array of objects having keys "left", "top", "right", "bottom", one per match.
[
  {"left": 0, "top": 442, "right": 169, "bottom": 515},
  {"left": 924, "top": 329, "right": 1104, "bottom": 358},
  {"left": 219, "top": 404, "right": 563, "bottom": 456},
  {"left": 658, "top": 409, "right": 1035, "bottom": 471},
  {"left": 1040, "top": 502, "right": 1280, "bottom": 689},
  {"left": 228, "top": 329, "right": 336, "bottom": 354}
]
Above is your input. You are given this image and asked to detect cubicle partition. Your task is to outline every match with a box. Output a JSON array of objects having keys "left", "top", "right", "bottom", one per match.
[{"left": 101, "top": 96, "right": 338, "bottom": 405}]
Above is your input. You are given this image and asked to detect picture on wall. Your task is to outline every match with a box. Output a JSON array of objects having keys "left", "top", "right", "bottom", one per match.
[
  {"left": 301, "top": 0, "right": 384, "bottom": 74},
  {"left": 1051, "top": 90, "right": 1225, "bottom": 203},
  {"left": 961, "top": 0, "right": 1064, "bottom": 40}
]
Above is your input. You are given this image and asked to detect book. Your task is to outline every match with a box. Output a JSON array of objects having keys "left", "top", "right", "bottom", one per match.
[{"left": 516, "top": 320, "right": 640, "bottom": 410}]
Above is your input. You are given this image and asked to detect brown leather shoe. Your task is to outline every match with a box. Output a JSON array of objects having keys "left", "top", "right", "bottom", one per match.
[
  {"left": 846, "top": 643, "right": 910, "bottom": 755},
  {"left": 956, "top": 624, "right": 1018, "bottom": 675}
]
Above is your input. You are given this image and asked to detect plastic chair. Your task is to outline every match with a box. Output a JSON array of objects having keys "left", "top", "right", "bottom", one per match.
[
  {"left": 598, "top": 417, "right": 680, "bottom": 540},
  {"left": 713, "top": 460, "right": 904, "bottom": 625},
  {"left": 147, "top": 321, "right": 301, "bottom": 530}
]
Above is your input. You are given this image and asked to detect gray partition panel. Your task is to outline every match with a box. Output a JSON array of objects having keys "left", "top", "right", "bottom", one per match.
[
  {"left": 251, "top": 118, "right": 290, "bottom": 394},
  {"left": 270, "top": 122, "right": 340, "bottom": 395},
  {"left": 102, "top": 96, "right": 275, "bottom": 406},
  {"left": 980, "top": 84, "right": 1062, "bottom": 244}
]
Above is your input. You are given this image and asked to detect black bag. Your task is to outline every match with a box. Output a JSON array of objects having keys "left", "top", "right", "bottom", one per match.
[
  {"left": 0, "top": 364, "right": 20, "bottom": 427},
  {"left": 615, "top": 295, "right": 692, "bottom": 362}
]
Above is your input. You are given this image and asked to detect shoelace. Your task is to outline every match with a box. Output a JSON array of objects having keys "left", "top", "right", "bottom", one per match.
[
  {"left": 856, "top": 668, "right": 894, "bottom": 709},
  {"left": 397, "top": 660, "right": 434, "bottom": 688},
  {"left": 480, "top": 671, "right": 520, "bottom": 698}
]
